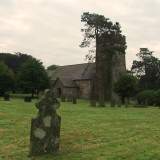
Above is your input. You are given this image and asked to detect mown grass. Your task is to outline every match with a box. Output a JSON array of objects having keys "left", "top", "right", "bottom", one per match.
[{"left": 0, "top": 97, "right": 160, "bottom": 160}]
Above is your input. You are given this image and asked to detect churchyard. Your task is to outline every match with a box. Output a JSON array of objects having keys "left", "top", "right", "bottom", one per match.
[{"left": 0, "top": 96, "right": 160, "bottom": 160}]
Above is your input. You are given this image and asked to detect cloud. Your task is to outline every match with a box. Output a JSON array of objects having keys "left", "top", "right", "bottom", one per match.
[{"left": 0, "top": 0, "right": 160, "bottom": 69}]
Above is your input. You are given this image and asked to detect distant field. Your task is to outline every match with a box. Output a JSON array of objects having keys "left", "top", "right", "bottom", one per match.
[{"left": 0, "top": 97, "right": 160, "bottom": 160}]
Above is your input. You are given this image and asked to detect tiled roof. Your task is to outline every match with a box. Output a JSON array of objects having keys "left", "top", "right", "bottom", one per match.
[
  {"left": 59, "top": 78, "right": 79, "bottom": 88},
  {"left": 48, "top": 63, "right": 95, "bottom": 81}
]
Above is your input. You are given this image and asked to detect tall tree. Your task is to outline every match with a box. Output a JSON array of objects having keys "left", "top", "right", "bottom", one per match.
[
  {"left": 114, "top": 72, "right": 138, "bottom": 102},
  {"left": 0, "top": 52, "right": 34, "bottom": 74},
  {"left": 80, "top": 12, "right": 126, "bottom": 106},
  {"left": 131, "top": 48, "right": 160, "bottom": 90},
  {"left": 0, "top": 62, "right": 15, "bottom": 96},
  {"left": 47, "top": 64, "right": 59, "bottom": 70},
  {"left": 17, "top": 59, "right": 50, "bottom": 97}
]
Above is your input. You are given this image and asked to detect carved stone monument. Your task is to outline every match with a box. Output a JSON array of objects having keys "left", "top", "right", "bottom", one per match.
[{"left": 29, "top": 89, "right": 61, "bottom": 156}]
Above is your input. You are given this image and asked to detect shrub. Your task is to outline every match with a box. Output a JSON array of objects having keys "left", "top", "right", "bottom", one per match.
[
  {"left": 136, "top": 90, "right": 157, "bottom": 106},
  {"left": 156, "top": 89, "right": 160, "bottom": 105}
]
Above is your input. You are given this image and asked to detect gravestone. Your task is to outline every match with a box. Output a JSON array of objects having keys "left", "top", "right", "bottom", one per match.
[
  {"left": 73, "top": 97, "right": 77, "bottom": 104},
  {"left": 134, "top": 100, "right": 138, "bottom": 108},
  {"left": 67, "top": 93, "right": 72, "bottom": 102},
  {"left": 118, "top": 100, "right": 121, "bottom": 108},
  {"left": 141, "top": 102, "right": 144, "bottom": 108},
  {"left": 29, "top": 89, "right": 61, "bottom": 156},
  {"left": 144, "top": 98, "right": 148, "bottom": 108},
  {"left": 111, "top": 99, "right": 115, "bottom": 107},
  {"left": 24, "top": 97, "right": 32, "bottom": 102},
  {"left": 4, "top": 94, "right": 10, "bottom": 101},
  {"left": 61, "top": 94, "right": 65, "bottom": 102},
  {"left": 125, "top": 98, "right": 128, "bottom": 108}
]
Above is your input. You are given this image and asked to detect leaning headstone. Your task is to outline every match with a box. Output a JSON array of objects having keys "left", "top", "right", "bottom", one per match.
[
  {"left": 118, "top": 100, "right": 121, "bottom": 108},
  {"left": 24, "top": 97, "right": 32, "bottom": 102},
  {"left": 29, "top": 89, "right": 61, "bottom": 156},
  {"left": 111, "top": 99, "right": 115, "bottom": 107},
  {"left": 144, "top": 98, "right": 148, "bottom": 108},
  {"left": 4, "top": 94, "right": 10, "bottom": 101},
  {"left": 73, "top": 97, "right": 77, "bottom": 104},
  {"left": 61, "top": 94, "right": 65, "bottom": 102},
  {"left": 125, "top": 98, "right": 128, "bottom": 108}
]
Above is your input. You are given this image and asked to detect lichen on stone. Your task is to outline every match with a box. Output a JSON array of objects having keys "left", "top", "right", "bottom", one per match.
[
  {"left": 43, "top": 115, "right": 52, "bottom": 127},
  {"left": 34, "top": 128, "right": 46, "bottom": 139}
]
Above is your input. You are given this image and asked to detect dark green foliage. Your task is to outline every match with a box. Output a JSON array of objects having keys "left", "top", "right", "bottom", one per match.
[
  {"left": 114, "top": 72, "right": 138, "bottom": 102},
  {"left": 156, "top": 89, "right": 160, "bottom": 106},
  {"left": 17, "top": 59, "right": 50, "bottom": 97},
  {"left": 47, "top": 64, "right": 59, "bottom": 70},
  {"left": 0, "top": 62, "right": 15, "bottom": 96},
  {"left": 131, "top": 48, "right": 160, "bottom": 90},
  {"left": 136, "top": 90, "right": 157, "bottom": 106},
  {"left": 0, "top": 52, "right": 34, "bottom": 74},
  {"left": 80, "top": 12, "right": 127, "bottom": 61}
]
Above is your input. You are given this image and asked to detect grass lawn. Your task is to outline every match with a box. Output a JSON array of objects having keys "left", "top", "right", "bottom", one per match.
[{"left": 0, "top": 97, "right": 160, "bottom": 160}]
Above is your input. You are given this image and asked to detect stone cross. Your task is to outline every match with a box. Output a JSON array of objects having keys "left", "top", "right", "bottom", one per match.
[{"left": 29, "top": 89, "right": 61, "bottom": 156}]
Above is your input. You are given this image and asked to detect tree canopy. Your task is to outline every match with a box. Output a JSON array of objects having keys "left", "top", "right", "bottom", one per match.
[
  {"left": 0, "top": 52, "right": 34, "bottom": 74},
  {"left": 114, "top": 72, "right": 138, "bottom": 102},
  {"left": 17, "top": 59, "right": 50, "bottom": 97},
  {"left": 47, "top": 64, "right": 59, "bottom": 70},
  {"left": 80, "top": 12, "right": 127, "bottom": 61},
  {"left": 0, "top": 62, "right": 15, "bottom": 96},
  {"left": 131, "top": 48, "right": 160, "bottom": 90}
]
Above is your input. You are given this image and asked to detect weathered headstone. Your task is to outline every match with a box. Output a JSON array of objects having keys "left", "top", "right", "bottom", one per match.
[
  {"left": 4, "top": 94, "right": 10, "bottom": 101},
  {"left": 134, "top": 100, "right": 138, "bottom": 108},
  {"left": 125, "top": 98, "right": 128, "bottom": 108},
  {"left": 111, "top": 99, "right": 115, "bottom": 107},
  {"left": 118, "top": 100, "right": 121, "bottom": 108},
  {"left": 73, "top": 97, "right": 77, "bottom": 104},
  {"left": 141, "top": 102, "right": 144, "bottom": 108},
  {"left": 24, "top": 97, "right": 32, "bottom": 102},
  {"left": 61, "top": 94, "right": 65, "bottom": 102},
  {"left": 29, "top": 89, "right": 61, "bottom": 156},
  {"left": 67, "top": 93, "right": 72, "bottom": 102},
  {"left": 144, "top": 98, "right": 148, "bottom": 108}
]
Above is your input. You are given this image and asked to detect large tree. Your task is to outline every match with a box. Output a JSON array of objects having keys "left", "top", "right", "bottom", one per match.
[
  {"left": 80, "top": 12, "right": 126, "bottom": 106},
  {"left": 131, "top": 48, "right": 160, "bottom": 90},
  {"left": 0, "top": 52, "right": 34, "bottom": 74},
  {"left": 17, "top": 59, "right": 50, "bottom": 97},
  {"left": 0, "top": 62, "right": 15, "bottom": 96},
  {"left": 114, "top": 72, "right": 138, "bottom": 102}
]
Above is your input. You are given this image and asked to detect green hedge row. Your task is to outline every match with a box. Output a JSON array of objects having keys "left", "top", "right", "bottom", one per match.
[{"left": 136, "top": 89, "right": 160, "bottom": 106}]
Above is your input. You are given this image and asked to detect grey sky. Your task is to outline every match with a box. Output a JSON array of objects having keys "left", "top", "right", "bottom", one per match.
[{"left": 0, "top": 0, "right": 160, "bottom": 69}]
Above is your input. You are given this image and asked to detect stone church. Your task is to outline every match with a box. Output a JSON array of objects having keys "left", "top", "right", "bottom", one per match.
[{"left": 48, "top": 51, "right": 126, "bottom": 100}]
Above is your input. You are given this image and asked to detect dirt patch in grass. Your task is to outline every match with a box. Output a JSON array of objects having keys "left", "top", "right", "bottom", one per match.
[
  {"left": 20, "top": 121, "right": 29, "bottom": 125},
  {"left": 0, "top": 111, "right": 8, "bottom": 116}
]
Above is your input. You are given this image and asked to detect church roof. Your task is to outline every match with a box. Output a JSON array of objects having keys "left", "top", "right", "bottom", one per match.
[
  {"left": 48, "top": 63, "right": 95, "bottom": 81},
  {"left": 54, "top": 78, "right": 79, "bottom": 88}
]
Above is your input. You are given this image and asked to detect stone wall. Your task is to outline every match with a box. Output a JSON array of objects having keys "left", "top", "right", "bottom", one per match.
[
  {"left": 52, "top": 80, "right": 64, "bottom": 98},
  {"left": 111, "top": 51, "right": 126, "bottom": 100},
  {"left": 63, "top": 88, "right": 79, "bottom": 98},
  {"left": 75, "top": 80, "right": 91, "bottom": 99},
  {"left": 52, "top": 79, "right": 78, "bottom": 98}
]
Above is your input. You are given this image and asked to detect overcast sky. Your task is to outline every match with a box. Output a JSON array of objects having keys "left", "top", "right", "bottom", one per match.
[{"left": 0, "top": 0, "right": 160, "bottom": 69}]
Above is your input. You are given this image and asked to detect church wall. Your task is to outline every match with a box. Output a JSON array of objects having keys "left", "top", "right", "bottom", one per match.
[{"left": 75, "top": 80, "right": 91, "bottom": 99}]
